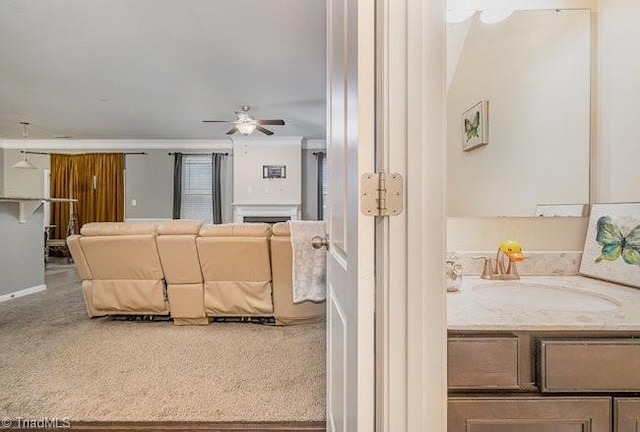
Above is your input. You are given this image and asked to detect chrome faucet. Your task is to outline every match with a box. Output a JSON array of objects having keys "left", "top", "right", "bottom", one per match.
[{"left": 473, "top": 240, "right": 525, "bottom": 280}]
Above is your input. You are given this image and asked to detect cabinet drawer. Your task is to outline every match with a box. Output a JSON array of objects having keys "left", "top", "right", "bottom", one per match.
[
  {"left": 616, "top": 398, "right": 640, "bottom": 432},
  {"left": 448, "top": 397, "right": 611, "bottom": 432},
  {"left": 448, "top": 336, "right": 519, "bottom": 390},
  {"left": 539, "top": 339, "right": 640, "bottom": 392}
]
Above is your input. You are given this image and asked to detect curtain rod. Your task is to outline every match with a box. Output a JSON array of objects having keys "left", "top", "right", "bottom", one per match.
[
  {"left": 167, "top": 152, "right": 229, "bottom": 156},
  {"left": 21, "top": 150, "right": 147, "bottom": 155}
]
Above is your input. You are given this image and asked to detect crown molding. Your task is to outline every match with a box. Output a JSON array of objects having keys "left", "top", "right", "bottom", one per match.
[
  {"left": 0, "top": 136, "right": 326, "bottom": 151},
  {"left": 304, "top": 139, "right": 327, "bottom": 150},
  {"left": 0, "top": 139, "right": 234, "bottom": 151}
]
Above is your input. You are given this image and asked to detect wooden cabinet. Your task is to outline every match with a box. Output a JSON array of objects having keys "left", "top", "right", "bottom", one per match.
[
  {"left": 449, "top": 333, "right": 640, "bottom": 431},
  {"left": 615, "top": 398, "right": 640, "bottom": 432},
  {"left": 448, "top": 397, "right": 611, "bottom": 432}
]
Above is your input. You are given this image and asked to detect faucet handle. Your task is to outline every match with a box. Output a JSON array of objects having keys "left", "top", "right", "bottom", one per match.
[{"left": 472, "top": 256, "right": 493, "bottom": 280}]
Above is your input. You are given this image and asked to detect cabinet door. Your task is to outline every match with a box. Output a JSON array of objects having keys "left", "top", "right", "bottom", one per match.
[
  {"left": 615, "top": 398, "right": 640, "bottom": 432},
  {"left": 449, "top": 397, "right": 611, "bottom": 432}
]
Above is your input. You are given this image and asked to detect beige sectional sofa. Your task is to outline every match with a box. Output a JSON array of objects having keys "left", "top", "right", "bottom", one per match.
[{"left": 67, "top": 221, "right": 325, "bottom": 326}]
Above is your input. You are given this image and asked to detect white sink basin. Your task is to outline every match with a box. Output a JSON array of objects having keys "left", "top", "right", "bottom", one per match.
[{"left": 471, "top": 282, "right": 621, "bottom": 312}]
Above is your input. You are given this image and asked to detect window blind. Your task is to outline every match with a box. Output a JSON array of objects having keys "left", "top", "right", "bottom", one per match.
[{"left": 180, "top": 155, "right": 213, "bottom": 223}]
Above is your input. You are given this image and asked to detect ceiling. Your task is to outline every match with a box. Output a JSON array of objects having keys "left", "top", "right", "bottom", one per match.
[{"left": 0, "top": 0, "right": 326, "bottom": 140}]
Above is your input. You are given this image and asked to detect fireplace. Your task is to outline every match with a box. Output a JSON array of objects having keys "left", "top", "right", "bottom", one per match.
[
  {"left": 232, "top": 204, "right": 300, "bottom": 224},
  {"left": 243, "top": 216, "right": 291, "bottom": 224}
]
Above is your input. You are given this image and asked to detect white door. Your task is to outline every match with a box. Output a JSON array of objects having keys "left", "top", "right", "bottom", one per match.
[{"left": 326, "top": 0, "right": 375, "bottom": 430}]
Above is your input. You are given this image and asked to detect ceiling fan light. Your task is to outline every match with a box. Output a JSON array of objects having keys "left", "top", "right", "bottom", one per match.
[
  {"left": 13, "top": 121, "right": 36, "bottom": 169},
  {"left": 237, "top": 122, "right": 257, "bottom": 136},
  {"left": 13, "top": 157, "right": 36, "bottom": 169}
]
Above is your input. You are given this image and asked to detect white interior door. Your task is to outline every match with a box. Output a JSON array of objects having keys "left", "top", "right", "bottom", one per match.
[{"left": 326, "top": 0, "right": 375, "bottom": 430}]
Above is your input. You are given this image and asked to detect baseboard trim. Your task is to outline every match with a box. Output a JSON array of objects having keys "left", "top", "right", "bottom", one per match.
[
  {"left": 0, "top": 284, "right": 47, "bottom": 303},
  {"left": 68, "top": 421, "right": 326, "bottom": 431}
]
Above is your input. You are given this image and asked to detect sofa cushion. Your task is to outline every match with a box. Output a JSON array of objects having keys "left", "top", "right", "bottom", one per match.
[
  {"left": 204, "top": 281, "right": 273, "bottom": 315},
  {"left": 81, "top": 222, "right": 157, "bottom": 236},
  {"left": 157, "top": 220, "right": 203, "bottom": 235},
  {"left": 197, "top": 237, "right": 272, "bottom": 281},
  {"left": 199, "top": 223, "right": 271, "bottom": 237},
  {"left": 80, "top": 235, "right": 164, "bottom": 280},
  {"left": 91, "top": 280, "right": 168, "bottom": 314},
  {"left": 167, "top": 283, "right": 206, "bottom": 319},
  {"left": 157, "top": 235, "right": 203, "bottom": 283},
  {"left": 271, "top": 222, "right": 290, "bottom": 237}
]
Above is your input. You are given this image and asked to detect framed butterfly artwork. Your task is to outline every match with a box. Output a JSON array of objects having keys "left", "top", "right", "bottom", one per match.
[
  {"left": 579, "top": 203, "right": 640, "bottom": 288},
  {"left": 461, "top": 100, "right": 488, "bottom": 152}
]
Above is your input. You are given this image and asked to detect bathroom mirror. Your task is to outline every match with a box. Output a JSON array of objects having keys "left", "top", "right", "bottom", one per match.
[{"left": 446, "top": 8, "right": 591, "bottom": 217}]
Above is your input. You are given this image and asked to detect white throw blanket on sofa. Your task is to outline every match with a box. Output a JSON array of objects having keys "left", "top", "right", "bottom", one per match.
[{"left": 290, "top": 220, "right": 327, "bottom": 303}]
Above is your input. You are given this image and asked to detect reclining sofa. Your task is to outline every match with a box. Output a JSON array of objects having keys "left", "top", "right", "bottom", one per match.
[{"left": 67, "top": 221, "right": 325, "bottom": 326}]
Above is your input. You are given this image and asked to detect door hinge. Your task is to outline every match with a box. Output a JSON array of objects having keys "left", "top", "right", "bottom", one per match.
[{"left": 360, "top": 172, "right": 403, "bottom": 217}]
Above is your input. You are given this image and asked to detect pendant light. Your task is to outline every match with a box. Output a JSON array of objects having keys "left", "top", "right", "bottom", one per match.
[{"left": 13, "top": 121, "right": 36, "bottom": 169}]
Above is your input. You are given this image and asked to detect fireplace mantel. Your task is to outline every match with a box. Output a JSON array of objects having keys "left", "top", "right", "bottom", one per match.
[{"left": 232, "top": 203, "right": 301, "bottom": 223}]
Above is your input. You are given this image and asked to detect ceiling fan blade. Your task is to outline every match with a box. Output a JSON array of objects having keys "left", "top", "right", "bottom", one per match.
[
  {"left": 255, "top": 126, "right": 274, "bottom": 136},
  {"left": 257, "top": 119, "right": 285, "bottom": 126},
  {"left": 202, "top": 120, "right": 235, "bottom": 123},
  {"left": 226, "top": 127, "right": 238, "bottom": 135}
]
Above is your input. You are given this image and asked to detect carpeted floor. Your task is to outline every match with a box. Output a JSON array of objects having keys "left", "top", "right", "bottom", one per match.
[{"left": 0, "top": 268, "right": 326, "bottom": 422}]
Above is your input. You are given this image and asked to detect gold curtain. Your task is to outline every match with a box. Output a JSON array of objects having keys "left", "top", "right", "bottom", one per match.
[
  {"left": 72, "top": 154, "right": 97, "bottom": 230},
  {"left": 49, "top": 152, "right": 125, "bottom": 237},
  {"left": 49, "top": 154, "right": 74, "bottom": 239},
  {"left": 94, "top": 153, "right": 124, "bottom": 222}
]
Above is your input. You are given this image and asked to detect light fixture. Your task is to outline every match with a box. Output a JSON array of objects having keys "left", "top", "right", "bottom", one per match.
[
  {"left": 236, "top": 120, "right": 257, "bottom": 136},
  {"left": 446, "top": 10, "right": 476, "bottom": 24},
  {"left": 480, "top": 9, "right": 514, "bottom": 24},
  {"left": 13, "top": 121, "right": 36, "bottom": 169}
]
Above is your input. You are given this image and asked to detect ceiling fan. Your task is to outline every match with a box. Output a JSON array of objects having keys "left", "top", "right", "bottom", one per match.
[{"left": 202, "top": 105, "right": 285, "bottom": 136}]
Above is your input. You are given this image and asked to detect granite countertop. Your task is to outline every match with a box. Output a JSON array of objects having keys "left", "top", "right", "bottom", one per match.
[{"left": 447, "top": 275, "right": 640, "bottom": 331}]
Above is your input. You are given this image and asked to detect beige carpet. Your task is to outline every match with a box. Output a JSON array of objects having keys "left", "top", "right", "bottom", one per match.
[{"left": 0, "top": 269, "right": 326, "bottom": 422}]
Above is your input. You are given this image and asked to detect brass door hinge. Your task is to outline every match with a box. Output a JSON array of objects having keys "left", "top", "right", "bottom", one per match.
[{"left": 360, "top": 172, "right": 403, "bottom": 217}]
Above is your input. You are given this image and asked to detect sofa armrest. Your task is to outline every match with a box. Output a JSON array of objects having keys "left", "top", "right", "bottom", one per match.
[{"left": 67, "top": 235, "right": 93, "bottom": 280}]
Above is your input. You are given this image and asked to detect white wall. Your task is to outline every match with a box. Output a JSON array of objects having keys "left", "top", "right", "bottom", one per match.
[
  {"left": 447, "top": 216, "right": 589, "bottom": 251},
  {"left": 232, "top": 138, "right": 302, "bottom": 205},
  {"left": 447, "top": 10, "right": 591, "bottom": 217},
  {"left": 595, "top": 0, "right": 640, "bottom": 203}
]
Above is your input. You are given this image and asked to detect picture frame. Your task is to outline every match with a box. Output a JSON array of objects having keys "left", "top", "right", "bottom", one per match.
[
  {"left": 579, "top": 203, "right": 640, "bottom": 288},
  {"left": 461, "top": 100, "right": 488, "bottom": 152},
  {"left": 262, "top": 165, "right": 286, "bottom": 179}
]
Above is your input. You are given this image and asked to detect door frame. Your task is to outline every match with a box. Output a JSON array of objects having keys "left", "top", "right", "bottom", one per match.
[{"left": 374, "top": 0, "right": 447, "bottom": 430}]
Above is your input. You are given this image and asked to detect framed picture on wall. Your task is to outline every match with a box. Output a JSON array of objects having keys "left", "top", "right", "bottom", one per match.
[
  {"left": 461, "top": 100, "right": 488, "bottom": 152},
  {"left": 579, "top": 203, "right": 640, "bottom": 288},
  {"left": 263, "top": 165, "right": 287, "bottom": 179}
]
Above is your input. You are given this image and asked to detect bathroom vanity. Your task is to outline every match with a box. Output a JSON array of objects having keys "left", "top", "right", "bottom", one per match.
[{"left": 448, "top": 276, "right": 640, "bottom": 432}]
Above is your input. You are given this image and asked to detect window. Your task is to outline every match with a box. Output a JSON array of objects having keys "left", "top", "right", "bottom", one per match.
[{"left": 180, "top": 155, "right": 212, "bottom": 222}]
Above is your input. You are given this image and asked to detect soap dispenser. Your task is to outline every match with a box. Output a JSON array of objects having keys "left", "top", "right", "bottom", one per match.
[{"left": 445, "top": 252, "right": 463, "bottom": 292}]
